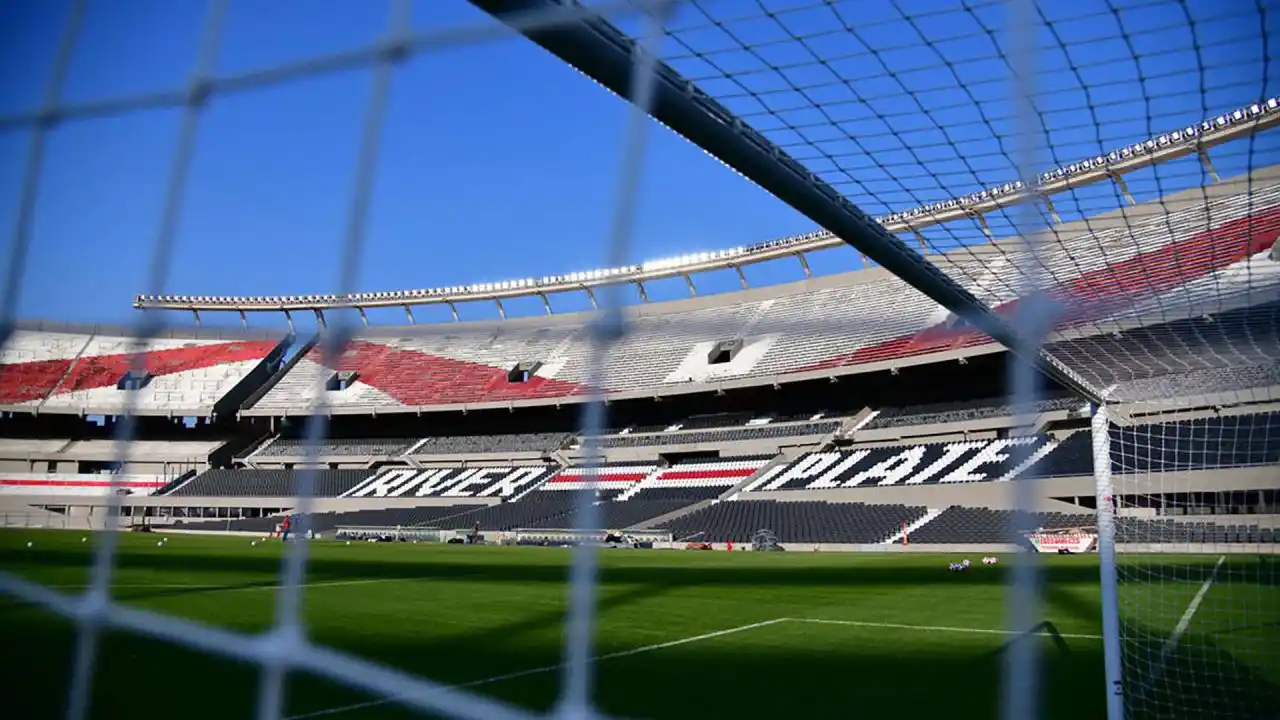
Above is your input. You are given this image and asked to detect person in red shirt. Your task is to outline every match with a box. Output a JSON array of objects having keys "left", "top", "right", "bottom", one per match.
[{"left": 281, "top": 515, "right": 292, "bottom": 542}]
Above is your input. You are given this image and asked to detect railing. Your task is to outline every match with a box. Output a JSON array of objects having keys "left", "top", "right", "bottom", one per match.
[{"left": 334, "top": 525, "right": 445, "bottom": 542}]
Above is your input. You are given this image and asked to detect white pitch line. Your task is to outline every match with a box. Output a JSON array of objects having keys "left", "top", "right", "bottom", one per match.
[
  {"left": 287, "top": 614, "right": 1106, "bottom": 719},
  {"left": 40, "top": 577, "right": 416, "bottom": 593},
  {"left": 285, "top": 618, "right": 791, "bottom": 720},
  {"left": 786, "top": 617, "right": 1104, "bottom": 640},
  {"left": 1161, "top": 554, "right": 1225, "bottom": 658}
]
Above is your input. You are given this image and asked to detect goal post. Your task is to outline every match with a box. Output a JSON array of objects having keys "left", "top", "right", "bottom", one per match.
[
  {"left": 1093, "top": 399, "right": 1279, "bottom": 720},
  {"left": 1092, "top": 404, "right": 1126, "bottom": 720}
]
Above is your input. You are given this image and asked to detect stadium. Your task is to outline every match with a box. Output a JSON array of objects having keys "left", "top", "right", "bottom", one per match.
[{"left": 0, "top": 1, "right": 1276, "bottom": 719}]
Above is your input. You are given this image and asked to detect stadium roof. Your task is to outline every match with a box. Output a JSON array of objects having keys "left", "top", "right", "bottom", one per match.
[{"left": 136, "top": 97, "right": 1278, "bottom": 319}]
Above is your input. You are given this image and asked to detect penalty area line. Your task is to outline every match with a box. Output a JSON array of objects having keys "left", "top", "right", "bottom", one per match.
[
  {"left": 287, "top": 615, "right": 1105, "bottom": 719},
  {"left": 786, "top": 617, "right": 1103, "bottom": 640},
  {"left": 1138, "top": 554, "right": 1226, "bottom": 697},
  {"left": 41, "top": 577, "right": 420, "bottom": 593},
  {"left": 284, "top": 618, "right": 792, "bottom": 720},
  {"left": 1162, "top": 554, "right": 1226, "bottom": 658}
]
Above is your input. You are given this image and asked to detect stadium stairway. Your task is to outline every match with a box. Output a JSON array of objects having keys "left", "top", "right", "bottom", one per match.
[
  {"left": 624, "top": 456, "right": 784, "bottom": 529},
  {"left": 721, "top": 454, "right": 791, "bottom": 500},
  {"left": 838, "top": 408, "right": 879, "bottom": 440},
  {"left": 879, "top": 507, "right": 945, "bottom": 545},
  {"left": 613, "top": 466, "right": 668, "bottom": 502},
  {"left": 150, "top": 469, "right": 199, "bottom": 497},
  {"left": 627, "top": 498, "right": 715, "bottom": 530}
]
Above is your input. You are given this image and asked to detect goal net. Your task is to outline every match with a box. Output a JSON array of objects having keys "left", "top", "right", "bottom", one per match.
[
  {"left": 0, "top": 1, "right": 1276, "bottom": 720},
  {"left": 1094, "top": 399, "right": 1279, "bottom": 720}
]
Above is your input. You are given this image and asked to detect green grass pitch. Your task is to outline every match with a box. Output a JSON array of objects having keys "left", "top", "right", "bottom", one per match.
[{"left": 0, "top": 530, "right": 1275, "bottom": 719}]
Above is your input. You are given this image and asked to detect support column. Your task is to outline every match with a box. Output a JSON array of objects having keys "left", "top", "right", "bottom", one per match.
[
  {"left": 1092, "top": 404, "right": 1126, "bottom": 720},
  {"left": 1109, "top": 172, "right": 1135, "bottom": 205},
  {"left": 795, "top": 252, "right": 812, "bottom": 278},
  {"left": 969, "top": 211, "right": 994, "bottom": 241},
  {"left": 1038, "top": 193, "right": 1062, "bottom": 224},
  {"left": 1197, "top": 148, "right": 1220, "bottom": 182}
]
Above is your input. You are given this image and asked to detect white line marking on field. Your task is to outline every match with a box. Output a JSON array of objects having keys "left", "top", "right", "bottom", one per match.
[
  {"left": 40, "top": 578, "right": 415, "bottom": 593},
  {"left": 1162, "top": 554, "right": 1225, "bottom": 657},
  {"left": 285, "top": 618, "right": 790, "bottom": 720},
  {"left": 786, "top": 617, "right": 1103, "bottom": 640},
  {"left": 287, "top": 614, "right": 1106, "bottom": 719}
]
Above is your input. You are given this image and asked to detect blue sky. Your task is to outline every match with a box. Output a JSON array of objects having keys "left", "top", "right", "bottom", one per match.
[{"left": 0, "top": 0, "right": 1277, "bottom": 331}]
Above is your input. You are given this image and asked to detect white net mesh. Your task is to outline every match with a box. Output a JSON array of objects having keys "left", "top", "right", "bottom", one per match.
[
  {"left": 1102, "top": 402, "right": 1279, "bottom": 720},
  {"left": 0, "top": 1, "right": 1277, "bottom": 719}
]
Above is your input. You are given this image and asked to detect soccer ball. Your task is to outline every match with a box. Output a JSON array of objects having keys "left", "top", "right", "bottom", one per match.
[
  {"left": 25, "top": 541, "right": 32, "bottom": 548},
  {"left": 251, "top": 541, "right": 258, "bottom": 547},
  {"left": 81, "top": 537, "right": 87, "bottom": 543},
  {"left": 345, "top": 541, "right": 351, "bottom": 546}
]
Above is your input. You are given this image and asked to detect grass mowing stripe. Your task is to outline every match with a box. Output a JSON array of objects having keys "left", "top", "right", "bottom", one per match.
[
  {"left": 285, "top": 618, "right": 793, "bottom": 720},
  {"left": 787, "top": 617, "right": 1104, "bottom": 640}
]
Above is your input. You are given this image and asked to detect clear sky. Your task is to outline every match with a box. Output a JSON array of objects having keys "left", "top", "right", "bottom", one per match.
[{"left": 1, "top": 0, "right": 1277, "bottom": 332}]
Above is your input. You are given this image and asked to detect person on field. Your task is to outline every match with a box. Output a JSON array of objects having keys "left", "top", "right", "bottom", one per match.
[{"left": 281, "top": 514, "right": 292, "bottom": 542}]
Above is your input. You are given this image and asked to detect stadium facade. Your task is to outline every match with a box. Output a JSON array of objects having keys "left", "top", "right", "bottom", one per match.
[{"left": 2, "top": 162, "right": 1275, "bottom": 552}]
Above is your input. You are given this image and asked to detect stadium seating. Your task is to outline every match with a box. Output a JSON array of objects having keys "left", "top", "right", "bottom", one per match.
[
  {"left": 1049, "top": 300, "right": 1280, "bottom": 400},
  {"left": 237, "top": 180, "right": 1280, "bottom": 413},
  {"left": 0, "top": 329, "right": 283, "bottom": 414},
  {"left": 1114, "top": 518, "right": 1276, "bottom": 544},
  {"left": 901, "top": 506, "right": 1276, "bottom": 545},
  {"left": 539, "top": 462, "right": 658, "bottom": 491},
  {"left": 166, "top": 469, "right": 371, "bottom": 497},
  {"left": 0, "top": 472, "right": 169, "bottom": 496},
  {"left": 1110, "top": 411, "right": 1280, "bottom": 472},
  {"left": 411, "top": 431, "right": 571, "bottom": 455},
  {"left": 745, "top": 436, "right": 1057, "bottom": 492},
  {"left": 432, "top": 492, "right": 606, "bottom": 531},
  {"left": 658, "top": 499, "right": 928, "bottom": 544},
  {"left": 866, "top": 395, "right": 1085, "bottom": 430},
  {"left": 341, "top": 465, "right": 558, "bottom": 499},
  {"left": 622, "top": 456, "right": 772, "bottom": 500},
  {"left": 253, "top": 437, "right": 418, "bottom": 458},
  {"left": 900, "top": 506, "right": 1095, "bottom": 545},
  {"left": 250, "top": 432, "right": 570, "bottom": 459},
  {"left": 1020, "top": 431, "right": 1093, "bottom": 478},
  {"left": 519, "top": 497, "right": 694, "bottom": 530},
  {"left": 590, "top": 419, "right": 839, "bottom": 449},
  {"left": 178, "top": 504, "right": 487, "bottom": 534}
]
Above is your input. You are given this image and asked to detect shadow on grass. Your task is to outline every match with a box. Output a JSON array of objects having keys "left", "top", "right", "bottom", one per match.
[
  {"left": 1, "top": 545, "right": 1275, "bottom": 720},
  {"left": 9, "top": 606, "right": 1273, "bottom": 720},
  {"left": 1119, "top": 622, "right": 1280, "bottom": 720},
  {"left": 8, "top": 544, "right": 1266, "bottom": 593}
]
